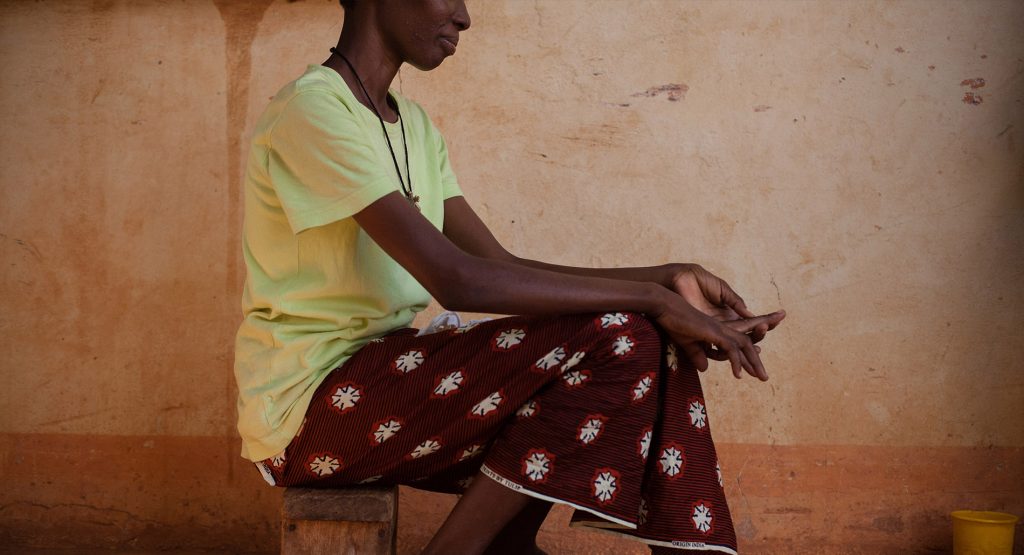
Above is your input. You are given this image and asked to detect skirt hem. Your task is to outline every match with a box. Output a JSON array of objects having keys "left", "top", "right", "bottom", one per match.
[
  {"left": 479, "top": 463, "right": 637, "bottom": 530},
  {"left": 566, "top": 522, "right": 739, "bottom": 554}
]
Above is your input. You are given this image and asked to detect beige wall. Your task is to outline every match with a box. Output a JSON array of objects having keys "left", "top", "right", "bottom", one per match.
[{"left": 1, "top": 0, "right": 1021, "bottom": 552}]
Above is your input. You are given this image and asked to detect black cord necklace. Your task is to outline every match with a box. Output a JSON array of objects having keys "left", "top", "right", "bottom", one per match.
[{"left": 330, "top": 47, "right": 419, "bottom": 208}]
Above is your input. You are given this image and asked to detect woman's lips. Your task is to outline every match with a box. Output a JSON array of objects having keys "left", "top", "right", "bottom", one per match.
[{"left": 440, "top": 37, "right": 458, "bottom": 55}]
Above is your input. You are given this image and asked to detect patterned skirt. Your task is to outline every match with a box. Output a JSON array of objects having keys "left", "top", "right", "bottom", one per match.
[{"left": 254, "top": 312, "right": 737, "bottom": 553}]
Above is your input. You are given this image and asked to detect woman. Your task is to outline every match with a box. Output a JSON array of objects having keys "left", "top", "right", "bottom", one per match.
[{"left": 235, "top": 1, "right": 785, "bottom": 553}]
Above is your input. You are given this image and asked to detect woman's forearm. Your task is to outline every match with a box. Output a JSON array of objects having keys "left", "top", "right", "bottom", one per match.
[
  {"left": 439, "top": 254, "right": 674, "bottom": 317},
  {"left": 509, "top": 257, "right": 681, "bottom": 288},
  {"left": 357, "top": 193, "right": 677, "bottom": 318}
]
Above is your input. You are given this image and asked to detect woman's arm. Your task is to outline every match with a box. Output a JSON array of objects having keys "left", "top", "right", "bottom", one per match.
[
  {"left": 442, "top": 196, "right": 768, "bottom": 329},
  {"left": 442, "top": 196, "right": 678, "bottom": 284},
  {"left": 357, "top": 192, "right": 782, "bottom": 380}
]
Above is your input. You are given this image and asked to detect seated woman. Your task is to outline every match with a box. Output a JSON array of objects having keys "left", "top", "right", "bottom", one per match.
[{"left": 234, "top": 1, "right": 785, "bottom": 553}]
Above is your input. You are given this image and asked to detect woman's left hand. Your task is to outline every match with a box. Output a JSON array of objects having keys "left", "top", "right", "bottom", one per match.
[
  {"left": 666, "top": 264, "right": 753, "bottom": 319},
  {"left": 665, "top": 263, "right": 782, "bottom": 366}
]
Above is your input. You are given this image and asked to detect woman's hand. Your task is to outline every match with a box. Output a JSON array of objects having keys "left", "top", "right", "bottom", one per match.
[
  {"left": 666, "top": 263, "right": 750, "bottom": 318},
  {"left": 657, "top": 264, "right": 786, "bottom": 378},
  {"left": 651, "top": 295, "right": 786, "bottom": 381},
  {"left": 667, "top": 263, "right": 780, "bottom": 337}
]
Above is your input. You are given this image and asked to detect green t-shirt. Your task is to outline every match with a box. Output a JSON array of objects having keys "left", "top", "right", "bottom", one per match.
[{"left": 234, "top": 64, "right": 462, "bottom": 462}]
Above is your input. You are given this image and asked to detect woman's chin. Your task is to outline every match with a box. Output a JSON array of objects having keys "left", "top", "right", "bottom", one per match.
[{"left": 408, "top": 51, "right": 451, "bottom": 72}]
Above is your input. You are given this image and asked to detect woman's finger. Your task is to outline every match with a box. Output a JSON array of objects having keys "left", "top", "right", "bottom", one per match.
[
  {"left": 711, "top": 332, "right": 744, "bottom": 380},
  {"left": 710, "top": 306, "right": 740, "bottom": 321},
  {"left": 680, "top": 342, "right": 709, "bottom": 371},
  {"left": 703, "top": 343, "right": 729, "bottom": 361},
  {"left": 750, "top": 323, "right": 768, "bottom": 344},
  {"left": 738, "top": 333, "right": 768, "bottom": 381},
  {"left": 723, "top": 311, "right": 786, "bottom": 335},
  {"left": 721, "top": 281, "right": 755, "bottom": 319}
]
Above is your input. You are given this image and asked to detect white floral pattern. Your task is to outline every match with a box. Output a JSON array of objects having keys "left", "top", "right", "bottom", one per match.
[
  {"left": 521, "top": 448, "right": 554, "bottom": 482},
  {"left": 288, "top": 321, "right": 733, "bottom": 540},
  {"left": 493, "top": 328, "right": 526, "bottom": 349},
  {"left": 408, "top": 438, "right": 442, "bottom": 459},
  {"left": 393, "top": 350, "right": 425, "bottom": 373},
  {"left": 599, "top": 312, "right": 630, "bottom": 328},
  {"left": 432, "top": 370, "right": 464, "bottom": 397},
  {"left": 562, "top": 369, "right": 591, "bottom": 388},
  {"left": 454, "top": 321, "right": 482, "bottom": 333},
  {"left": 308, "top": 454, "right": 340, "bottom": 477},
  {"left": 371, "top": 418, "right": 402, "bottom": 444},
  {"left": 612, "top": 334, "right": 635, "bottom": 356},
  {"left": 533, "top": 346, "right": 566, "bottom": 371},
  {"left": 688, "top": 398, "right": 708, "bottom": 429},
  {"left": 560, "top": 351, "right": 586, "bottom": 372},
  {"left": 692, "top": 501, "right": 714, "bottom": 534},
  {"left": 270, "top": 451, "right": 286, "bottom": 468},
  {"left": 666, "top": 343, "right": 679, "bottom": 371},
  {"left": 330, "top": 383, "right": 362, "bottom": 413},
  {"left": 631, "top": 373, "right": 654, "bottom": 402},
  {"left": 577, "top": 415, "right": 606, "bottom": 445},
  {"left": 516, "top": 400, "right": 538, "bottom": 418},
  {"left": 638, "top": 427, "right": 652, "bottom": 462},
  {"left": 458, "top": 444, "right": 485, "bottom": 461},
  {"left": 592, "top": 468, "right": 620, "bottom": 504},
  {"left": 659, "top": 445, "right": 685, "bottom": 478},
  {"left": 469, "top": 390, "right": 504, "bottom": 418}
]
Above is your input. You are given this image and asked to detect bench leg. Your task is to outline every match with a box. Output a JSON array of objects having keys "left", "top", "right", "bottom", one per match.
[{"left": 282, "top": 518, "right": 396, "bottom": 555}]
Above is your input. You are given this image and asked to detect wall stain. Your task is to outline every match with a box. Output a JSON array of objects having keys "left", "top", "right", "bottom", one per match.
[
  {"left": 753, "top": 104, "right": 772, "bottom": 112},
  {"left": 213, "top": 0, "right": 274, "bottom": 480},
  {"left": 962, "top": 91, "right": 983, "bottom": 105},
  {"left": 0, "top": 233, "right": 44, "bottom": 263},
  {"left": 632, "top": 83, "right": 688, "bottom": 102},
  {"left": 961, "top": 77, "right": 986, "bottom": 89}
]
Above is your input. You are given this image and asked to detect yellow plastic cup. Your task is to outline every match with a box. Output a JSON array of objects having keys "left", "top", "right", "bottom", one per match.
[{"left": 951, "top": 510, "right": 1019, "bottom": 555}]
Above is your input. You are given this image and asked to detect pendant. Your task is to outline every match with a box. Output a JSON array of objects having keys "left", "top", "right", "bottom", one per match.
[{"left": 408, "top": 194, "right": 421, "bottom": 210}]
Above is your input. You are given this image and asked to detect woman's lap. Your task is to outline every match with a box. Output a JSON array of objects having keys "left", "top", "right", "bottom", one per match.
[{"left": 255, "top": 312, "right": 737, "bottom": 553}]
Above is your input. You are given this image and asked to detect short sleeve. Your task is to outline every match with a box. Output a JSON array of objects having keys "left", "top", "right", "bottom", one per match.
[
  {"left": 267, "top": 91, "right": 396, "bottom": 233},
  {"left": 432, "top": 123, "right": 463, "bottom": 200}
]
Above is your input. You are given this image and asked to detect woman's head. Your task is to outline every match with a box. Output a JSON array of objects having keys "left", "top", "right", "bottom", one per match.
[{"left": 340, "top": 0, "right": 471, "bottom": 71}]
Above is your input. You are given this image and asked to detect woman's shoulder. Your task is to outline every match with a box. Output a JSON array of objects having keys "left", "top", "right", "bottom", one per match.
[
  {"left": 255, "top": 66, "right": 364, "bottom": 140},
  {"left": 277, "top": 65, "right": 358, "bottom": 111}
]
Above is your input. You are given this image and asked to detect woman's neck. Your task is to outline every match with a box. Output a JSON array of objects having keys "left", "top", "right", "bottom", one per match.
[{"left": 324, "top": 28, "right": 403, "bottom": 122}]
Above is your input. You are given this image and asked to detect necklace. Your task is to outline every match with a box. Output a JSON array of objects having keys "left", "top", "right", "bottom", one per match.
[{"left": 331, "top": 47, "right": 419, "bottom": 208}]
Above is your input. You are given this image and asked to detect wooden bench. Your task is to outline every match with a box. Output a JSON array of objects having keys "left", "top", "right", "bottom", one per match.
[{"left": 282, "top": 485, "right": 399, "bottom": 555}]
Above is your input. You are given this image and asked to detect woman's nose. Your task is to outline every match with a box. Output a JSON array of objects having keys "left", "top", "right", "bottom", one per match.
[{"left": 453, "top": 0, "right": 470, "bottom": 31}]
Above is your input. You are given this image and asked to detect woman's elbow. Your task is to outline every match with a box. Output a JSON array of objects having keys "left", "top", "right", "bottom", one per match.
[{"left": 425, "top": 262, "right": 477, "bottom": 312}]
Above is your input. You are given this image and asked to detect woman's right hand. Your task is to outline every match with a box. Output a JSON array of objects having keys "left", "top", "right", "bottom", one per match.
[{"left": 652, "top": 298, "right": 785, "bottom": 381}]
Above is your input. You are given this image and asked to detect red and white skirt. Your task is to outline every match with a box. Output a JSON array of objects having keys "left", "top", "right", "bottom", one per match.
[{"left": 255, "top": 312, "right": 738, "bottom": 553}]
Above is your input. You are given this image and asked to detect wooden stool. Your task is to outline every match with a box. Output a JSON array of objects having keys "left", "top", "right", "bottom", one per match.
[{"left": 282, "top": 485, "right": 398, "bottom": 555}]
